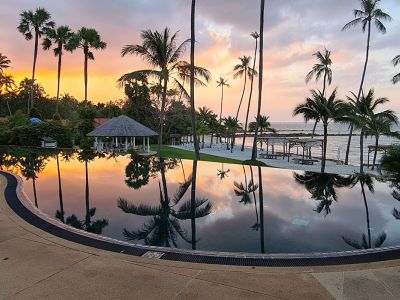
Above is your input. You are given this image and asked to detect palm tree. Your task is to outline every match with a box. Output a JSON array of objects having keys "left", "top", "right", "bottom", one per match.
[
  {"left": 42, "top": 25, "right": 74, "bottom": 114},
  {"left": 305, "top": 48, "right": 333, "bottom": 138},
  {"left": 217, "top": 163, "right": 230, "bottom": 180},
  {"left": 342, "top": 0, "right": 392, "bottom": 165},
  {"left": 216, "top": 77, "right": 230, "bottom": 124},
  {"left": 249, "top": 115, "right": 276, "bottom": 150},
  {"left": 342, "top": 174, "right": 386, "bottom": 249},
  {"left": 294, "top": 172, "right": 353, "bottom": 216},
  {"left": 242, "top": 33, "right": 260, "bottom": 152},
  {"left": 119, "top": 28, "right": 209, "bottom": 155},
  {"left": 0, "top": 74, "right": 16, "bottom": 116},
  {"left": 0, "top": 53, "right": 11, "bottom": 73},
  {"left": 392, "top": 55, "right": 400, "bottom": 84},
  {"left": 251, "top": 0, "right": 266, "bottom": 161},
  {"left": 17, "top": 8, "right": 54, "bottom": 113},
  {"left": 257, "top": 166, "right": 265, "bottom": 253},
  {"left": 233, "top": 56, "right": 257, "bottom": 121},
  {"left": 223, "top": 116, "right": 242, "bottom": 152},
  {"left": 344, "top": 89, "right": 396, "bottom": 173},
  {"left": 294, "top": 89, "right": 345, "bottom": 173},
  {"left": 65, "top": 208, "right": 109, "bottom": 234},
  {"left": 66, "top": 27, "right": 106, "bottom": 102},
  {"left": 176, "top": 61, "right": 210, "bottom": 102}
]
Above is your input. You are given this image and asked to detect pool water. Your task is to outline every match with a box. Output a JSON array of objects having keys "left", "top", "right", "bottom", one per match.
[{"left": 1, "top": 147, "right": 400, "bottom": 254}]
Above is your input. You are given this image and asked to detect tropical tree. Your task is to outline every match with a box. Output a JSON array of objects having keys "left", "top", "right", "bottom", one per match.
[
  {"left": 342, "top": 0, "right": 392, "bottom": 165},
  {"left": 294, "top": 89, "right": 345, "bottom": 173},
  {"left": 344, "top": 89, "right": 396, "bottom": 173},
  {"left": 125, "top": 154, "right": 152, "bottom": 190},
  {"left": 176, "top": 61, "right": 210, "bottom": 102},
  {"left": 17, "top": 7, "right": 54, "bottom": 112},
  {"left": 0, "top": 53, "right": 11, "bottom": 73},
  {"left": 392, "top": 55, "right": 400, "bottom": 84},
  {"left": 216, "top": 77, "right": 230, "bottom": 124},
  {"left": 217, "top": 163, "right": 230, "bottom": 180},
  {"left": 119, "top": 28, "right": 210, "bottom": 155},
  {"left": 66, "top": 27, "right": 106, "bottom": 102},
  {"left": 242, "top": 32, "right": 260, "bottom": 152},
  {"left": 0, "top": 74, "right": 16, "bottom": 116},
  {"left": 223, "top": 116, "right": 242, "bottom": 152},
  {"left": 233, "top": 56, "right": 257, "bottom": 121},
  {"left": 42, "top": 25, "right": 74, "bottom": 114},
  {"left": 251, "top": 0, "right": 266, "bottom": 161},
  {"left": 249, "top": 115, "right": 276, "bottom": 150}
]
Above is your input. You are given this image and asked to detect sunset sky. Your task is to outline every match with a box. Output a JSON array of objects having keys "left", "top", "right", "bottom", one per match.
[{"left": 1, "top": 0, "right": 399, "bottom": 122}]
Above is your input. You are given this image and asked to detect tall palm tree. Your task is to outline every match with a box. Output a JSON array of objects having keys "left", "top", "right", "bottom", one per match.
[
  {"left": 233, "top": 56, "right": 257, "bottom": 120},
  {"left": 119, "top": 28, "right": 209, "bottom": 155},
  {"left": 251, "top": 0, "right": 266, "bottom": 161},
  {"left": 305, "top": 48, "right": 333, "bottom": 138},
  {"left": 17, "top": 8, "right": 54, "bottom": 113},
  {"left": 0, "top": 53, "right": 11, "bottom": 73},
  {"left": 0, "top": 74, "right": 16, "bottom": 116},
  {"left": 294, "top": 89, "right": 345, "bottom": 173},
  {"left": 190, "top": 1, "right": 198, "bottom": 159},
  {"left": 392, "top": 55, "right": 400, "bottom": 84},
  {"left": 42, "top": 25, "right": 74, "bottom": 114},
  {"left": 342, "top": 0, "right": 392, "bottom": 165},
  {"left": 66, "top": 27, "right": 106, "bottom": 102},
  {"left": 344, "top": 89, "right": 396, "bottom": 173},
  {"left": 216, "top": 77, "right": 230, "bottom": 124},
  {"left": 242, "top": 33, "right": 260, "bottom": 152}
]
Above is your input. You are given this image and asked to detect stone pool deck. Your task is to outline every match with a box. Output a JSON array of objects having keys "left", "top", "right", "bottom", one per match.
[{"left": 1, "top": 174, "right": 400, "bottom": 299}]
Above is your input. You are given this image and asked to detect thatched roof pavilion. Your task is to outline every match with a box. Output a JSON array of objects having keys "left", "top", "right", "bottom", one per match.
[{"left": 87, "top": 115, "right": 157, "bottom": 153}]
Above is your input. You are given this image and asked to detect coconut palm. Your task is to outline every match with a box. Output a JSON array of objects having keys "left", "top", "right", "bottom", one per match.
[
  {"left": 342, "top": 174, "right": 386, "bottom": 249},
  {"left": 42, "top": 25, "right": 74, "bottom": 114},
  {"left": 233, "top": 56, "right": 257, "bottom": 121},
  {"left": 342, "top": 0, "right": 392, "bottom": 165},
  {"left": 242, "top": 33, "right": 260, "bottom": 152},
  {"left": 176, "top": 61, "right": 210, "bottom": 101},
  {"left": 216, "top": 77, "right": 230, "bottom": 124},
  {"left": 119, "top": 28, "right": 209, "bottom": 155},
  {"left": 217, "top": 163, "right": 230, "bottom": 180},
  {"left": 249, "top": 115, "right": 276, "bottom": 150},
  {"left": 117, "top": 165, "right": 211, "bottom": 247},
  {"left": 294, "top": 172, "right": 353, "bottom": 216},
  {"left": 344, "top": 89, "right": 396, "bottom": 173},
  {"left": 65, "top": 208, "right": 109, "bottom": 234},
  {"left": 17, "top": 8, "right": 54, "bottom": 112},
  {"left": 66, "top": 27, "right": 106, "bottom": 102},
  {"left": 251, "top": 0, "right": 266, "bottom": 161},
  {"left": 294, "top": 89, "right": 345, "bottom": 173},
  {"left": 223, "top": 116, "right": 242, "bottom": 152},
  {"left": 0, "top": 53, "right": 11, "bottom": 73},
  {"left": 392, "top": 55, "right": 400, "bottom": 84},
  {"left": 0, "top": 74, "right": 16, "bottom": 116}
]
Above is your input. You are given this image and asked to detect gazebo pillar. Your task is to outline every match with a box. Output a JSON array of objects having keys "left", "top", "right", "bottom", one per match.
[
  {"left": 125, "top": 137, "right": 128, "bottom": 152},
  {"left": 143, "top": 137, "right": 145, "bottom": 153},
  {"left": 133, "top": 137, "right": 136, "bottom": 148},
  {"left": 147, "top": 137, "right": 150, "bottom": 153}
]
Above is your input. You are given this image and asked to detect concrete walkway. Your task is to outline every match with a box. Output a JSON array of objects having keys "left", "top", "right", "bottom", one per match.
[{"left": 1, "top": 174, "right": 399, "bottom": 299}]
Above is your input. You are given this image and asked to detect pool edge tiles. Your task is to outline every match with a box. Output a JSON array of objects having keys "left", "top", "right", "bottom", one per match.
[{"left": 3, "top": 170, "right": 400, "bottom": 267}]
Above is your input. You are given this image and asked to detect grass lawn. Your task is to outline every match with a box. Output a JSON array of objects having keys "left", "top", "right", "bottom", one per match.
[{"left": 150, "top": 144, "right": 267, "bottom": 166}]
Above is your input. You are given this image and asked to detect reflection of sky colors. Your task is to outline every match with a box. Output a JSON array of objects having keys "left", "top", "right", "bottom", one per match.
[{"left": 6, "top": 153, "right": 400, "bottom": 254}]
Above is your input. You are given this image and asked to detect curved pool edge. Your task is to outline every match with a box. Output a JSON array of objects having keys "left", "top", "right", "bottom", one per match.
[{"left": 3, "top": 170, "right": 400, "bottom": 267}]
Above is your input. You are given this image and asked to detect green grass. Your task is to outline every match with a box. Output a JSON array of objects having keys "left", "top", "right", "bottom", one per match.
[{"left": 150, "top": 144, "right": 267, "bottom": 166}]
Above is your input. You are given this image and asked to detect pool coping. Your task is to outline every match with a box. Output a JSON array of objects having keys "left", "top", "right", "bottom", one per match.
[{"left": 3, "top": 170, "right": 400, "bottom": 267}]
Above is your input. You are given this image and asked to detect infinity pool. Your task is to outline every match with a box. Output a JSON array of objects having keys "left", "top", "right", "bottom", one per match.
[{"left": 1, "top": 147, "right": 400, "bottom": 254}]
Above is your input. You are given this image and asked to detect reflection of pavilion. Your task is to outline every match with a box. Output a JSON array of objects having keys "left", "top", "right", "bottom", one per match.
[{"left": 87, "top": 115, "right": 158, "bottom": 153}]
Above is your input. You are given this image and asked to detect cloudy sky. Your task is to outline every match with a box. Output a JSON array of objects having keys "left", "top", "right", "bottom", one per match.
[{"left": 1, "top": 0, "right": 399, "bottom": 122}]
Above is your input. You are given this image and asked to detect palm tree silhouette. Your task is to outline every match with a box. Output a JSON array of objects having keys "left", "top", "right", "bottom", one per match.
[
  {"left": 42, "top": 25, "right": 74, "bottom": 114},
  {"left": 242, "top": 32, "right": 259, "bottom": 152},
  {"left": 0, "top": 73, "right": 16, "bottom": 116},
  {"left": 223, "top": 116, "right": 242, "bottom": 152},
  {"left": 66, "top": 27, "right": 106, "bottom": 102},
  {"left": 392, "top": 55, "right": 400, "bottom": 84},
  {"left": 124, "top": 154, "right": 153, "bottom": 190},
  {"left": 294, "top": 172, "right": 353, "bottom": 216},
  {"left": 249, "top": 115, "right": 276, "bottom": 150},
  {"left": 216, "top": 77, "right": 230, "bottom": 125},
  {"left": 257, "top": 166, "right": 265, "bottom": 253},
  {"left": 342, "top": 0, "right": 392, "bottom": 165},
  {"left": 342, "top": 174, "right": 386, "bottom": 249},
  {"left": 17, "top": 7, "right": 54, "bottom": 113},
  {"left": 65, "top": 208, "right": 109, "bottom": 234},
  {"left": 118, "top": 161, "right": 211, "bottom": 247},
  {"left": 0, "top": 53, "right": 11, "bottom": 73},
  {"left": 217, "top": 163, "right": 230, "bottom": 180}
]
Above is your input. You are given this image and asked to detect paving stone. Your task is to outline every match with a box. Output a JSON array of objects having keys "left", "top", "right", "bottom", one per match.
[
  {"left": 372, "top": 267, "right": 400, "bottom": 297},
  {"left": 312, "top": 271, "right": 344, "bottom": 300}
]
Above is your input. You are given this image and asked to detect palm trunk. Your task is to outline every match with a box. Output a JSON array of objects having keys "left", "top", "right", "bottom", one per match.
[
  {"left": 29, "top": 30, "right": 39, "bottom": 113},
  {"left": 372, "top": 135, "right": 379, "bottom": 171},
  {"left": 360, "top": 129, "right": 364, "bottom": 173},
  {"left": 57, "top": 154, "right": 64, "bottom": 223},
  {"left": 84, "top": 47, "right": 88, "bottom": 102},
  {"left": 157, "top": 77, "right": 168, "bottom": 156},
  {"left": 190, "top": 159, "right": 198, "bottom": 250},
  {"left": 236, "top": 71, "right": 247, "bottom": 120},
  {"left": 321, "top": 122, "right": 328, "bottom": 173},
  {"left": 250, "top": 166, "right": 259, "bottom": 225},
  {"left": 85, "top": 160, "right": 90, "bottom": 226},
  {"left": 242, "top": 38, "right": 258, "bottom": 152},
  {"left": 219, "top": 85, "right": 224, "bottom": 124},
  {"left": 6, "top": 100, "right": 12, "bottom": 117},
  {"left": 322, "top": 72, "right": 327, "bottom": 97},
  {"left": 345, "top": 20, "right": 371, "bottom": 165},
  {"left": 56, "top": 45, "right": 62, "bottom": 114},
  {"left": 361, "top": 181, "right": 371, "bottom": 248},
  {"left": 33, "top": 176, "right": 38, "bottom": 208},
  {"left": 258, "top": 166, "right": 265, "bottom": 253},
  {"left": 190, "top": 0, "right": 200, "bottom": 160},
  {"left": 251, "top": 0, "right": 265, "bottom": 161}
]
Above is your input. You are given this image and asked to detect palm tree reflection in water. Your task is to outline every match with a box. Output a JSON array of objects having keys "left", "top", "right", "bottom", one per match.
[{"left": 217, "top": 163, "right": 230, "bottom": 180}]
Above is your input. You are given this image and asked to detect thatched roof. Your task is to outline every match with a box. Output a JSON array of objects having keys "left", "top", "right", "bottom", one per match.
[{"left": 87, "top": 115, "right": 158, "bottom": 137}]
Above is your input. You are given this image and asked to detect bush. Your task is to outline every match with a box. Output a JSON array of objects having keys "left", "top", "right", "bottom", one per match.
[{"left": 29, "top": 107, "right": 42, "bottom": 119}]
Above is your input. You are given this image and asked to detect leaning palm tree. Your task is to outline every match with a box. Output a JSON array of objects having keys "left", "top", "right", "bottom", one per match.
[
  {"left": 251, "top": 0, "right": 266, "bottom": 161},
  {"left": 233, "top": 56, "right": 257, "bottom": 120},
  {"left": 66, "top": 27, "right": 106, "bottom": 102},
  {"left": 0, "top": 53, "right": 11, "bottom": 73},
  {"left": 344, "top": 89, "right": 396, "bottom": 173},
  {"left": 342, "top": 0, "right": 392, "bottom": 165},
  {"left": 294, "top": 89, "right": 345, "bottom": 173},
  {"left": 119, "top": 28, "right": 209, "bottom": 155},
  {"left": 392, "top": 55, "right": 400, "bottom": 84},
  {"left": 242, "top": 33, "right": 260, "bottom": 152},
  {"left": 17, "top": 8, "right": 54, "bottom": 113},
  {"left": 216, "top": 77, "right": 230, "bottom": 124},
  {"left": 42, "top": 25, "right": 74, "bottom": 114}
]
